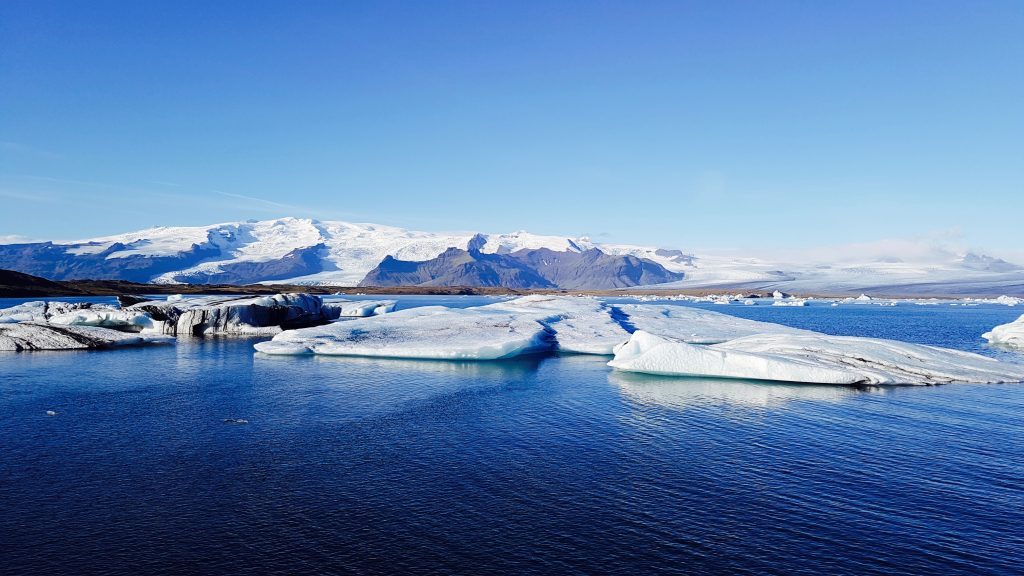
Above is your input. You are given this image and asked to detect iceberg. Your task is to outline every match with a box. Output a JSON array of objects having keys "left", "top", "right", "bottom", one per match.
[
  {"left": 254, "top": 305, "right": 551, "bottom": 359},
  {"left": 617, "top": 304, "right": 812, "bottom": 344},
  {"left": 0, "top": 322, "right": 172, "bottom": 351},
  {"left": 983, "top": 314, "right": 1024, "bottom": 350},
  {"left": 483, "top": 295, "right": 629, "bottom": 354},
  {"left": 0, "top": 301, "right": 154, "bottom": 331},
  {"left": 322, "top": 299, "right": 398, "bottom": 318},
  {"left": 253, "top": 295, "right": 1024, "bottom": 384},
  {"left": 252, "top": 296, "right": 812, "bottom": 359},
  {"left": 608, "top": 331, "right": 1024, "bottom": 385},
  {"left": 129, "top": 293, "right": 346, "bottom": 336}
]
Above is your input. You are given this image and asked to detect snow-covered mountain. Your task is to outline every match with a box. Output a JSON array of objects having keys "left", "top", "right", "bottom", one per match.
[{"left": 0, "top": 217, "right": 1022, "bottom": 294}]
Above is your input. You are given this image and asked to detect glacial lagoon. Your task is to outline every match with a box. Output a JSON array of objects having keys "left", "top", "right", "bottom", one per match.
[{"left": 2, "top": 296, "right": 1023, "bottom": 575}]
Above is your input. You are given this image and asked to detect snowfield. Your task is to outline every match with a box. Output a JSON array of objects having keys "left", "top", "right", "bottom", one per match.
[{"left": 27, "top": 216, "right": 1023, "bottom": 293}]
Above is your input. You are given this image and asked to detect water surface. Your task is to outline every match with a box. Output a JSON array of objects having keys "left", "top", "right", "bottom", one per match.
[{"left": 1, "top": 297, "right": 1022, "bottom": 575}]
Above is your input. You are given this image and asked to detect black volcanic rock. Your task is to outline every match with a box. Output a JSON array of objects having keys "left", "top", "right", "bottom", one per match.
[{"left": 358, "top": 247, "right": 684, "bottom": 289}]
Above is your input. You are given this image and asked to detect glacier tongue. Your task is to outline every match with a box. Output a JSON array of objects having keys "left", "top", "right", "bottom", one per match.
[{"left": 983, "top": 314, "right": 1024, "bottom": 350}]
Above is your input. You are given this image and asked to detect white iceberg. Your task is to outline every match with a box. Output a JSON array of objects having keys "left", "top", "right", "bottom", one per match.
[
  {"left": 617, "top": 304, "right": 812, "bottom": 344},
  {"left": 608, "top": 331, "right": 1024, "bottom": 385},
  {"left": 253, "top": 296, "right": 812, "bottom": 359},
  {"left": 0, "top": 301, "right": 155, "bottom": 331},
  {"left": 772, "top": 297, "right": 808, "bottom": 307},
  {"left": 983, "top": 314, "right": 1024, "bottom": 350},
  {"left": 48, "top": 308, "right": 156, "bottom": 331},
  {"left": 0, "top": 322, "right": 173, "bottom": 351},
  {"left": 484, "top": 295, "right": 629, "bottom": 354},
  {"left": 322, "top": 299, "right": 398, "bottom": 318},
  {"left": 255, "top": 305, "right": 551, "bottom": 359}
]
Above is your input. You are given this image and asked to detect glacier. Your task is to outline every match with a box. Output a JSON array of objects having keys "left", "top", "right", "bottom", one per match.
[
  {"left": 983, "top": 314, "right": 1024, "bottom": 350},
  {"left": 4, "top": 216, "right": 1023, "bottom": 294}
]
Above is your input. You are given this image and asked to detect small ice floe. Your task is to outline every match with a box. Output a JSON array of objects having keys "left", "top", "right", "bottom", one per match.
[
  {"left": 45, "top": 410, "right": 57, "bottom": 417},
  {"left": 223, "top": 418, "right": 249, "bottom": 425},
  {"left": 983, "top": 314, "right": 1024, "bottom": 350}
]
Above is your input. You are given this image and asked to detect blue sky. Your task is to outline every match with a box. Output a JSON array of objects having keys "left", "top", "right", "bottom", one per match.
[{"left": 1, "top": 0, "right": 1021, "bottom": 256}]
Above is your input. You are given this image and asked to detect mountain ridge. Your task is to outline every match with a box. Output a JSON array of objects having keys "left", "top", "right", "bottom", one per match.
[{"left": 1, "top": 217, "right": 1022, "bottom": 294}]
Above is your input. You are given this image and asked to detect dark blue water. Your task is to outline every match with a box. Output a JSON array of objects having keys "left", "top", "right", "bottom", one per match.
[{"left": 2, "top": 297, "right": 1023, "bottom": 575}]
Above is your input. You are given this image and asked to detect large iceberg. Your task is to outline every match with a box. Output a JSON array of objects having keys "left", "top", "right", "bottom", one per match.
[
  {"left": 253, "top": 296, "right": 806, "bottom": 358},
  {"left": 616, "top": 304, "right": 811, "bottom": 344},
  {"left": 483, "top": 296, "right": 629, "bottom": 354},
  {"left": 254, "top": 295, "right": 1024, "bottom": 385},
  {"left": 608, "top": 331, "right": 1024, "bottom": 385},
  {"left": 0, "top": 322, "right": 172, "bottom": 351},
  {"left": 128, "top": 293, "right": 393, "bottom": 336},
  {"left": 983, "top": 314, "right": 1024, "bottom": 350},
  {"left": 255, "top": 305, "right": 551, "bottom": 359}
]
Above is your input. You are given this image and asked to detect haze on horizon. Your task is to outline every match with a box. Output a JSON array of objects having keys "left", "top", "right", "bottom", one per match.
[{"left": 1, "top": 1, "right": 1021, "bottom": 259}]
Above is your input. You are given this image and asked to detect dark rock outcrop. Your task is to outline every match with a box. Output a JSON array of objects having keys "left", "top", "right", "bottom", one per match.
[{"left": 358, "top": 247, "right": 684, "bottom": 289}]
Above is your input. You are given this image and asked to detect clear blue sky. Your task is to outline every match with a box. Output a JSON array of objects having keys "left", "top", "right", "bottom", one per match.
[{"left": 1, "top": 0, "right": 1021, "bottom": 254}]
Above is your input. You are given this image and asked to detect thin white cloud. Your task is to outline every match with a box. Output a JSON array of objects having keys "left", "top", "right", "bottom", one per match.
[{"left": 0, "top": 188, "right": 56, "bottom": 203}]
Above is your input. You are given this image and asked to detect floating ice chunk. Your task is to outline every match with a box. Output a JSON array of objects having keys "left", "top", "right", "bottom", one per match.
[
  {"left": 483, "top": 295, "right": 629, "bottom": 354},
  {"left": 772, "top": 298, "right": 808, "bottom": 307},
  {"left": 130, "top": 293, "right": 335, "bottom": 335},
  {"left": 46, "top": 410, "right": 57, "bottom": 416},
  {"left": 856, "top": 294, "right": 872, "bottom": 302},
  {"left": 48, "top": 308, "right": 155, "bottom": 331},
  {"left": 0, "top": 301, "right": 106, "bottom": 324},
  {"left": 0, "top": 301, "right": 48, "bottom": 323},
  {"left": 994, "top": 295, "right": 1021, "bottom": 306},
  {"left": 0, "top": 323, "right": 173, "bottom": 351},
  {"left": 608, "top": 331, "right": 1024, "bottom": 385},
  {"left": 255, "top": 305, "right": 552, "bottom": 360},
  {"left": 322, "top": 299, "right": 398, "bottom": 318},
  {"left": 167, "top": 294, "right": 185, "bottom": 302},
  {"left": 616, "top": 304, "right": 812, "bottom": 345},
  {"left": 983, "top": 314, "right": 1024, "bottom": 350}
]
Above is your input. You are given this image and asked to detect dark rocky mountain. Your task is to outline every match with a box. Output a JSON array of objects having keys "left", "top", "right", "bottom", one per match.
[
  {"left": 0, "top": 240, "right": 220, "bottom": 283},
  {"left": 359, "top": 247, "right": 685, "bottom": 289},
  {"left": 0, "top": 269, "right": 87, "bottom": 297}
]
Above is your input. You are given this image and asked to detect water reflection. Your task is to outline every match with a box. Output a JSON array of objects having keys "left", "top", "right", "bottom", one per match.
[
  {"left": 609, "top": 370, "right": 883, "bottom": 409},
  {"left": 252, "top": 352, "right": 549, "bottom": 420},
  {"left": 256, "top": 350, "right": 546, "bottom": 377}
]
